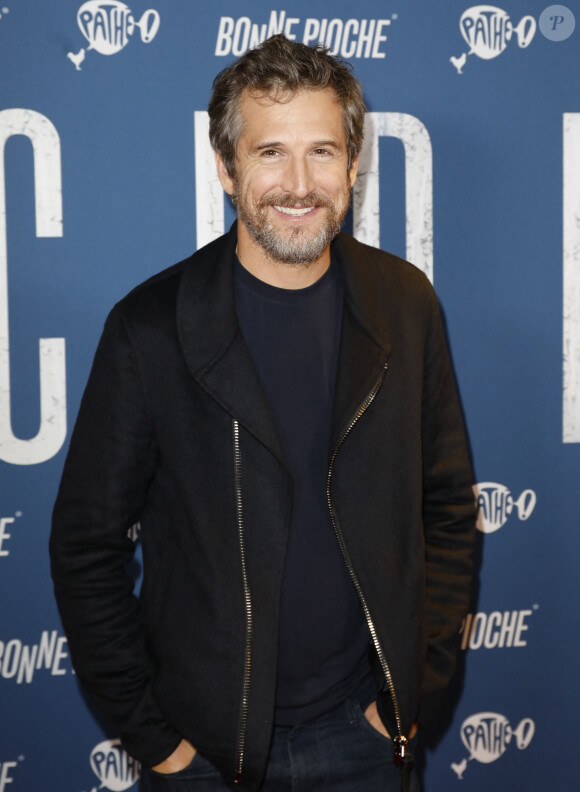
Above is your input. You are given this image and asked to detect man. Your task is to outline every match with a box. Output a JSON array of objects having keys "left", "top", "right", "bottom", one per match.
[{"left": 50, "top": 35, "right": 475, "bottom": 792}]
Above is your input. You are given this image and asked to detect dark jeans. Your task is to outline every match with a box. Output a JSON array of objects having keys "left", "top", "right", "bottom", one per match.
[{"left": 140, "top": 674, "right": 419, "bottom": 791}]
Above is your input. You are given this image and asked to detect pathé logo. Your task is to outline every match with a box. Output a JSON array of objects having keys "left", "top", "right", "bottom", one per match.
[
  {"left": 450, "top": 5, "right": 536, "bottom": 73},
  {"left": 474, "top": 482, "right": 536, "bottom": 533},
  {"left": 77, "top": 0, "right": 160, "bottom": 54},
  {"left": 89, "top": 740, "right": 140, "bottom": 791},
  {"left": 68, "top": 1, "right": 160, "bottom": 69},
  {"left": 451, "top": 712, "right": 534, "bottom": 778}
]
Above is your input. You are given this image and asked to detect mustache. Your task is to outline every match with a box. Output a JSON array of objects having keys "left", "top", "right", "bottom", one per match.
[{"left": 259, "top": 192, "right": 333, "bottom": 209}]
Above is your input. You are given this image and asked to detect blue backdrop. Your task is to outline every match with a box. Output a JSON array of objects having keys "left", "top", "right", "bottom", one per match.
[{"left": 1, "top": 1, "right": 579, "bottom": 790}]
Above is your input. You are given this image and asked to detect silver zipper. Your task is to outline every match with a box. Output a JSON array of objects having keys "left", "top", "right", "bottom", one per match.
[
  {"left": 232, "top": 419, "right": 253, "bottom": 784},
  {"left": 326, "top": 363, "right": 410, "bottom": 764}
]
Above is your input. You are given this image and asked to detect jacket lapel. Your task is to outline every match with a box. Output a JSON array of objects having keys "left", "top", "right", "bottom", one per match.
[
  {"left": 176, "top": 227, "right": 392, "bottom": 464},
  {"left": 330, "top": 234, "right": 393, "bottom": 448},
  {"left": 176, "top": 225, "right": 287, "bottom": 468}
]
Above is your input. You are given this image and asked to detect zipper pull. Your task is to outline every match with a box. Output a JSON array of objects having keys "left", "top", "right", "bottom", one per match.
[{"left": 393, "top": 735, "right": 410, "bottom": 765}]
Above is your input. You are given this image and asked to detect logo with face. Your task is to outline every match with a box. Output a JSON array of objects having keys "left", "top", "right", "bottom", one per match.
[
  {"left": 88, "top": 739, "right": 140, "bottom": 791},
  {"left": 474, "top": 482, "right": 536, "bottom": 534},
  {"left": 451, "top": 712, "right": 535, "bottom": 778},
  {"left": 450, "top": 5, "right": 536, "bottom": 73},
  {"left": 67, "top": 1, "right": 160, "bottom": 70}
]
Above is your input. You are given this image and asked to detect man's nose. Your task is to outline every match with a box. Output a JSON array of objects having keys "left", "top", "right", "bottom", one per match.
[{"left": 280, "top": 157, "right": 315, "bottom": 199}]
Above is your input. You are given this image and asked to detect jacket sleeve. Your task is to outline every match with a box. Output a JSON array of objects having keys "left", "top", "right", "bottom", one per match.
[
  {"left": 417, "top": 287, "right": 476, "bottom": 726},
  {"left": 49, "top": 305, "right": 182, "bottom": 766}
]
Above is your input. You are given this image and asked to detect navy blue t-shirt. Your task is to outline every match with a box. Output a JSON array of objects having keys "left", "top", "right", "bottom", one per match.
[{"left": 234, "top": 256, "right": 370, "bottom": 725}]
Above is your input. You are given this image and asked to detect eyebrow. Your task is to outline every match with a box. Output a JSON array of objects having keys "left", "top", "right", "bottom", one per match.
[
  {"left": 253, "top": 142, "right": 283, "bottom": 152},
  {"left": 311, "top": 139, "right": 340, "bottom": 149},
  {"left": 252, "top": 139, "right": 341, "bottom": 153}
]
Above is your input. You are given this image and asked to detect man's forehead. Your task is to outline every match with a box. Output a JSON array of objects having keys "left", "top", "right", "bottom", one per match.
[
  {"left": 236, "top": 87, "right": 344, "bottom": 140},
  {"left": 238, "top": 86, "right": 340, "bottom": 117}
]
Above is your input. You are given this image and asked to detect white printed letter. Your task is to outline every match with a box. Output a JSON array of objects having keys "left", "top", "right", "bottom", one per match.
[
  {"left": 0, "top": 109, "right": 66, "bottom": 465},
  {"left": 215, "top": 17, "right": 234, "bottom": 56},
  {"left": 354, "top": 113, "right": 433, "bottom": 282},
  {"left": 194, "top": 111, "right": 225, "bottom": 250},
  {"left": 564, "top": 113, "right": 580, "bottom": 442}
]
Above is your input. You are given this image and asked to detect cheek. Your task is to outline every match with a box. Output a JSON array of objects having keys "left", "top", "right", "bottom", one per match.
[
  {"left": 317, "top": 169, "right": 352, "bottom": 196},
  {"left": 239, "top": 172, "right": 279, "bottom": 203}
]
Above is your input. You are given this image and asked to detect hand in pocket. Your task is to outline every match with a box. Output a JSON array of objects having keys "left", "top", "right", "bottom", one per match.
[
  {"left": 364, "top": 702, "right": 418, "bottom": 740},
  {"left": 364, "top": 701, "right": 391, "bottom": 739},
  {"left": 151, "top": 739, "right": 197, "bottom": 774}
]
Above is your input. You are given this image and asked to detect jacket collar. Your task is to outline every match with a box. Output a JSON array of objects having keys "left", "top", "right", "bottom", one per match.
[
  {"left": 176, "top": 224, "right": 393, "bottom": 461},
  {"left": 330, "top": 234, "right": 393, "bottom": 447},
  {"left": 176, "top": 224, "right": 286, "bottom": 466}
]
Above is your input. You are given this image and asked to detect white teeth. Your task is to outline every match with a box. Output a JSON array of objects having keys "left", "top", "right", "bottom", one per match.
[{"left": 274, "top": 206, "right": 315, "bottom": 216}]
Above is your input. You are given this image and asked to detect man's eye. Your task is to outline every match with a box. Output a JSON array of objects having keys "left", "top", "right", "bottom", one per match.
[
  {"left": 313, "top": 148, "right": 331, "bottom": 156},
  {"left": 261, "top": 149, "right": 279, "bottom": 157}
]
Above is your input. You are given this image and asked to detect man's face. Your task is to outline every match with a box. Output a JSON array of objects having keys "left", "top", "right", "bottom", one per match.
[{"left": 216, "top": 88, "right": 358, "bottom": 267}]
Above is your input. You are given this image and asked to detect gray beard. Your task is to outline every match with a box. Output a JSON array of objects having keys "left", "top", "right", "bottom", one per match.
[{"left": 234, "top": 191, "right": 348, "bottom": 266}]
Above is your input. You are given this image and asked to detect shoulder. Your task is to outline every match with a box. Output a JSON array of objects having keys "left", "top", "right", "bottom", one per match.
[
  {"left": 333, "top": 233, "right": 437, "bottom": 319},
  {"left": 111, "top": 230, "right": 235, "bottom": 325},
  {"left": 334, "top": 233, "right": 433, "bottom": 292}
]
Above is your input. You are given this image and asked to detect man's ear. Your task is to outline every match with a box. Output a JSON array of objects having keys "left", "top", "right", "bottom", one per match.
[
  {"left": 348, "top": 156, "right": 359, "bottom": 190},
  {"left": 215, "top": 152, "right": 236, "bottom": 196}
]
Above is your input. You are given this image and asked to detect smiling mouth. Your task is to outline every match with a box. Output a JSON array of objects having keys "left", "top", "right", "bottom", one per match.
[{"left": 274, "top": 206, "right": 316, "bottom": 217}]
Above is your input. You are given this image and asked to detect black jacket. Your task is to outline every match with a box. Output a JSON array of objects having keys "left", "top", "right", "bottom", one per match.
[{"left": 50, "top": 226, "right": 475, "bottom": 790}]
